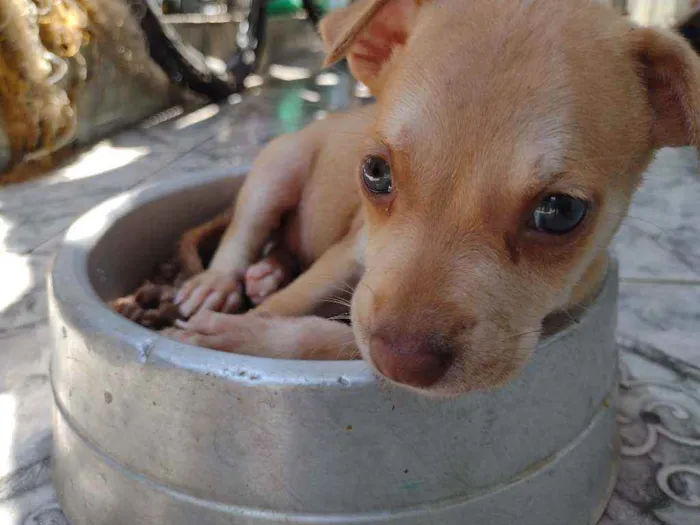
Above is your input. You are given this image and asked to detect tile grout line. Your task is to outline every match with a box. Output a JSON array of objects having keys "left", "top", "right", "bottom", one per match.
[
  {"left": 617, "top": 333, "right": 700, "bottom": 383},
  {"left": 619, "top": 277, "right": 700, "bottom": 286},
  {"left": 14, "top": 116, "right": 234, "bottom": 258},
  {"left": 0, "top": 456, "right": 51, "bottom": 503}
]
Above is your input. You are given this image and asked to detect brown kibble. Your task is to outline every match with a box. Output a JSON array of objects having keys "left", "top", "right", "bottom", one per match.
[
  {"left": 141, "top": 310, "right": 160, "bottom": 328},
  {"left": 134, "top": 282, "right": 161, "bottom": 309},
  {"left": 157, "top": 302, "right": 181, "bottom": 324},
  {"left": 109, "top": 209, "right": 277, "bottom": 331},
  {"left": 127, "top": 306, "right": 145, "bottom": 323},
  {"left": 111, "top": 296, "right": 133, "bottom": 312},
  {"left": 111, "top": 295, "right": 144, "bottom": 321},
  {"left": 131, "top": 300, "right": 183, "bottom": 330}
]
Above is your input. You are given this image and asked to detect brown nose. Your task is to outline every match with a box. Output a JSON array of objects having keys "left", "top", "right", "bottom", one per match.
[{"left": 369, "top": 334, "right": 455, "bottom": 388}]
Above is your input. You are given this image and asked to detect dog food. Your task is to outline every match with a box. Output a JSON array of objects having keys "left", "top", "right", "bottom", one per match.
[{"left": 110, "top": 214, "right": 242, "bottom": 330}]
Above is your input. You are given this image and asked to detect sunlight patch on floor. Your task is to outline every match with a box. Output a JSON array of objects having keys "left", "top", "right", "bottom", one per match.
[
  {"left": 173, "top": 104, "right": 221, "bottom": 131},
  {"left": 0, "top": 217, "right": 12, "bottom": 253},
  {"left": 0, "top": 254, "right": 32, "bottom": 315},
  {"left": 63, "top": 193, "right": 132, "bottom": 245},
  {"left": 56, "top": 142, "right": 149, "bottom": 182}
]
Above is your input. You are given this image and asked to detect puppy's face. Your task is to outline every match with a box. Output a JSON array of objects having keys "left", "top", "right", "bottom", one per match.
[{"left": 321, "top": 0, "right": 700, "bottom": 396}]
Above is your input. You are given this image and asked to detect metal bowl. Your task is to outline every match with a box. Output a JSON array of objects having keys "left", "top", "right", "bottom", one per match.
[{"left": 49, "top": 168, "right": 619, "bottom": 525}]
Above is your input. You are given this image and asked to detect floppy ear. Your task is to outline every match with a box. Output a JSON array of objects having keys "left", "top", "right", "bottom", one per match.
[
  {"left": 319, "top": 0, "right": 424, "bottom": 94},
  {"left": 629, "top": 26, "right": 700, "bottom": 148}
]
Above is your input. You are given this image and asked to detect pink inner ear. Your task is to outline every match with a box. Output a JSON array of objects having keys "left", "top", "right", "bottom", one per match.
[{"left": 349, "top": 4, "right": 410, "bottom": 75}]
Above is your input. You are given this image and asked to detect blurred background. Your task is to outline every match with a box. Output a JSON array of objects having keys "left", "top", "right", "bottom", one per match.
[
  {"left": 0, "top": 0, "right": 350, "bottom": 182},
  {"left": 0, "top": 0, "right": 698, "bottom": 183}
]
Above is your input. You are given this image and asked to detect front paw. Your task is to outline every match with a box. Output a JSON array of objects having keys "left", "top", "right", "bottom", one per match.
[
  {"left": 175, "top": 270, "right": 244, "bottom": 318},
  {"left": 245, "top": 259, "right": 291, "bottom": 305},
  {"left": 166, "top": 310, "right": 265, "bottom": 353}
]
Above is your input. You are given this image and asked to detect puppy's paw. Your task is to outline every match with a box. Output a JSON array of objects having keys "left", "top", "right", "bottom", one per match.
[
  {"left": 173, "top": 310, "right": 265, "bottom": 353},
  {"left": 245, "top": 259, "right": 290, "bottom": 305},
  {"left": 160, "top": 326, "right": 187, "bottom": 340},
  {"left": 175, "top": 270, "right": 244, "bottom": 318}
]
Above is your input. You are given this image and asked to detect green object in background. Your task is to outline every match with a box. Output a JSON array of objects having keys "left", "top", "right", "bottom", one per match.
[
  {"left": 267, "top": 0, "right": 304, "bottom": 16},
  {"left": 278, "top": 88, "right": 306, "bottom": 134},
  {"left": 267, "top": 0, "right": 346, "bottom": 17}
]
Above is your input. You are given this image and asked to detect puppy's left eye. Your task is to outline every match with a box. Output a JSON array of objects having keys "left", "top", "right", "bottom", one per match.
[
  {"left": 530, "top": 194, "right": 588, "bottom": 235},
  {"left": 362, "top": 156, "right": 393, "bottom": 195}
]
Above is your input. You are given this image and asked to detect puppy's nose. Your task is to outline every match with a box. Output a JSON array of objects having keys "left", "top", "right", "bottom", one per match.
[{"left": 369, "top": 334, "right": 455, "bottom": 388}]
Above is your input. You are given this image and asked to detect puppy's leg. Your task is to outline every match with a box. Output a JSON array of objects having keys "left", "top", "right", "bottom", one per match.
[
  {"left": 177, "top": 207, "right": 234, "bottom": 277},
  {"left": 172, "top": 313, "right": 359, "bottom": 360},
  {"left": 252, "top": 231, "right": 363, "bottom": 317},
  {"left": 245, "top": 241, "right": 299, "bottom": 306},
  {"left": 176, "top": 131, "right": 318, "bottom": 317}
]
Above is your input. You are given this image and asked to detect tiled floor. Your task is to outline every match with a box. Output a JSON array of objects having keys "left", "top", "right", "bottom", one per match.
[{"left": 1, "top": 52, "right": 700, "bottom": 524}]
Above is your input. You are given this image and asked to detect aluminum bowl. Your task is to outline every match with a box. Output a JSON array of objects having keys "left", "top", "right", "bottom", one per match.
[{"left": 49, "top": 168, "right": 619, "bottom": 525}]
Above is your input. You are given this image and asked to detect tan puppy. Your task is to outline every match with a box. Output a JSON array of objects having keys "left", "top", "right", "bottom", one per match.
[{"left": 174, "top": 0, "right": 700, "bottom": 396}]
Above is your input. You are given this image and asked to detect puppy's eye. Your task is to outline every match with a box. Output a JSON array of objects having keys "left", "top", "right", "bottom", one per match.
[
  {"left": 362, "top": 156, "right": 393, "bottom": 194},
  {"left": 530, "top": 194, "right": 588, "bottom": 235}
]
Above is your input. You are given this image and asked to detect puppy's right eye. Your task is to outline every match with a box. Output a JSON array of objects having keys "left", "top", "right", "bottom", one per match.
[
  {"left": 529, "top": 194, "right": 588, "bottom": 235},
  {"left": 362, "top": 156, "right": 393, "bottom": 195}
]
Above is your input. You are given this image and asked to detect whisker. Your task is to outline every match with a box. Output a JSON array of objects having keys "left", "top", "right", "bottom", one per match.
[
  {"left": 327, "top": 292, "right": 352, "bottom": 302},
  {"left": 339, "top": 282, "right": 358, "bottom": 295},
  {"left": 323, "top": 297, "right": 353, "bottom": 308},
  {"left": 552, "top": 307, "right": 582, "bottom": 327},
  {"left": 289, "top": 278, "right": 356, "bottom": 297},
  {"left": 329, "top": 313, "right": 352, "bottom": 321},
  {"left": 498, "top": 329, "right": 542, "bottom": 343},
  {"left": 335, "top": 339, "right": 360, "bottom": 360}
]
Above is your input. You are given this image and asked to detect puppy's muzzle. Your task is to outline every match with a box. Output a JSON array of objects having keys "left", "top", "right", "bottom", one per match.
[{"left": 369, "top": 333, "right": 456, "bottom": 388}]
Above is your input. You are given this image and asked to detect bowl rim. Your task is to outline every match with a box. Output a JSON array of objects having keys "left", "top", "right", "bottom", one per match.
[{"left": 51, "top": 167, "right": 616, "bottom": 389}]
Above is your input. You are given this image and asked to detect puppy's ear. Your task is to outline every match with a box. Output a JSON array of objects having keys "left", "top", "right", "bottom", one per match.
[
  {"left": 630, "top": 26, "right": 700, "bottom": 148},
  {"left": 320, "top": 0, "right": 425, "bottom": 93}
]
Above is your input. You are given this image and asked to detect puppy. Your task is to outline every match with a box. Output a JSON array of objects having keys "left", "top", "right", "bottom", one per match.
[{"left": 173, "top": 0, "right": 700, "bottom": 396}]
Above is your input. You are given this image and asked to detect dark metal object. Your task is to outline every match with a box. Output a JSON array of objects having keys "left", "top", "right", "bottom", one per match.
[
  {"left": 133, "top": 0, "right": 327, "bottom": 101},
  {"left": 226, "top": 0, "right": 269, "bottom": 84},
  {"left": 134, "top": 0, "right": 268, "bottom": 100},
  {"left": 302, "top": 0, "right": 324, "bottom": 27}
]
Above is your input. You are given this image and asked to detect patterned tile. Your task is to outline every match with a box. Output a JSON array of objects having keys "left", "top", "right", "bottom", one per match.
[
  {"left": 617, "top": 283, "right": 700, "bottom": 371},
  {"left": 0, "top": 483, "right": 62, "bottom": 525},
  {"left": 614, "top": 147, "right": 700, "bottom": 282},
  {"left": 607, "top": 350, "right": 700, "bottom": 525}
]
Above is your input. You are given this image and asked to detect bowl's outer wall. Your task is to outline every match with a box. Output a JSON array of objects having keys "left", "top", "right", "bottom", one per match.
[
  {"left": 52, "top": 399, "right": 618, "bottom": 525},
  {"left": 50, "top": 170, "right": 619, "bottom": 524}
]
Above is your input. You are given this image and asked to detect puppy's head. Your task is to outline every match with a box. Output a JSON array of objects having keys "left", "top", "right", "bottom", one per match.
[{"left": 321, "top": 0, "right": 700, "bottom": 396}]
